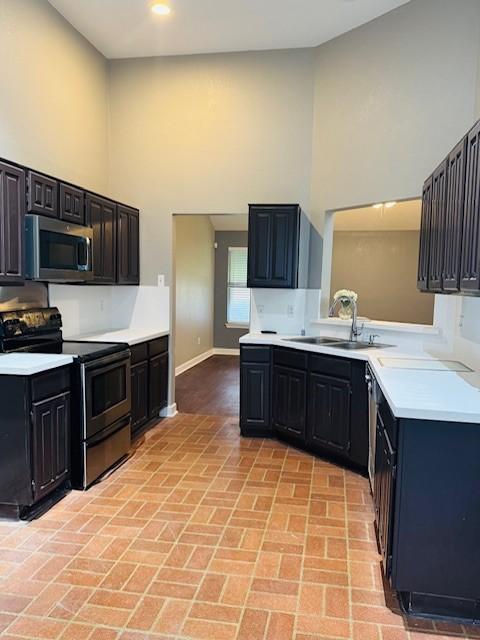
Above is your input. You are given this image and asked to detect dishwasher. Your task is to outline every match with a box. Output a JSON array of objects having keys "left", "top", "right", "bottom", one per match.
[{"left": 365, "top": 363, "right": 380, "bottom": 492}]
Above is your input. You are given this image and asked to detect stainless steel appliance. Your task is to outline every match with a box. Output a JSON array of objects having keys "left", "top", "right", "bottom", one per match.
[
  {"left": 25, "top": 215, "right": 93, "bottom": 282},
  {"left": 0, "top": 307, "right": 131, "bottom": 489},
  {"left": 365, "top": 363, "right": 380, "bottom": 491}
]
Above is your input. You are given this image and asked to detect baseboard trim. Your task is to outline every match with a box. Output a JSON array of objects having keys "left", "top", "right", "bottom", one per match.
[
  {"left": 175, "top": 347, "right": 240, "bottom": 376},
  {"left": 175, "top": 350, "right": 215, "bottom": 376},
  {"left": 160, "top": 403, "right": 178, "bottom": 418},
  {"left": 213, "top": 348, "right": 240, "bottom": 356}
]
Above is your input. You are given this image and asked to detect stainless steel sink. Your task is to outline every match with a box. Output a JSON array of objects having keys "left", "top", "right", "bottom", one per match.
[
  {"left": 285, "top": 336, "right": 345, "bottom": 345},
  {"left": 285, "top": 337, "right": 393, "bottom": 350}
]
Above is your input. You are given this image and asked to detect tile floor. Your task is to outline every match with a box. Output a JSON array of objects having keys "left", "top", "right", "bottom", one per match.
[{"left": 0, "top": 414, "right": 479, "bottom": 640}]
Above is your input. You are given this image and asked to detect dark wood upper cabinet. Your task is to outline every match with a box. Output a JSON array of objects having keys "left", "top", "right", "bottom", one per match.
[
  {"left": 417, "top": 176, "right": 433, "bottom": 291},
  {"left": 59, "top": 183, "right": 85, "bottom": 226},
  {"left": 428, "top": 159, "right": 448, "bottom": 292},
  {"left": 87, "top": 194, "right": 117, "bottom": 284},
  {"left": 460, "top": 120, "right": 480, "bottom": 292},
  {"left": 443, "top": 137, "right": 467, "bottom": 292},
  {"left": 248, "top": 204, "right": 300, "bottom": 288},
  {"left": 117, "top": 205, "right": 140, "bottom": 285},
  {"left": 0, "top": 161, "right": 25, "bottom": 284},
  {"left": 27, "top": 171, "right": 58, "bottom": 218}
]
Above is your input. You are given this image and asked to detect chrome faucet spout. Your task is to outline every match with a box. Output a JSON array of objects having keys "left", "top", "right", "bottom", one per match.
[{"left": 328, "top": 295, "right": 362, "bottom": 342}]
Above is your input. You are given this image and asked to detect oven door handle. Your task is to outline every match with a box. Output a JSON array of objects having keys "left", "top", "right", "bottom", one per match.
[
  {"left": 83, "top": 350, "right": 131, "bottom": 370},
  {"left": 86, "top": 415, "right": 131, "bottom": 448}
]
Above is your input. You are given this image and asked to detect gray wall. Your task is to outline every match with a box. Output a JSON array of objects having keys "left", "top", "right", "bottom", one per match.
[
  {"left": 214, "top": 231, "right": 249, "bottom": 349},
  {"left": 331, "top": 230, "right": 435, "bottom": 325}
]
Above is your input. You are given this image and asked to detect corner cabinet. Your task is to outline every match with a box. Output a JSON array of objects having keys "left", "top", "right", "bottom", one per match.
[
  {"left": 0, "top": 162, "right": 25, "bottom": 284},
  {"left": 240, "top": 344, "right": 368, "bottom": 472}
]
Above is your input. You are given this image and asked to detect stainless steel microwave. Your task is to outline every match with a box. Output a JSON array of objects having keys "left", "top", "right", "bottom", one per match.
[{"left": 25, "top": 215, "right": 93, "bottom": 282}]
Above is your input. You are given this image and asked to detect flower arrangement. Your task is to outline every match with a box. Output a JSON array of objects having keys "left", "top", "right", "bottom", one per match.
[{"left": 333, "top": 289, "right": 358, "bottom": 320}]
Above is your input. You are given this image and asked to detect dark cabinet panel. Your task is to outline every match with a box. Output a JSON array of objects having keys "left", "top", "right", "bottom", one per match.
[
  {"left": 131, "top": 361, "right": 149, "bottom": 435},
  {"left": 374, "top": 417, "right": 396, "bottom": 578},
  {"left": 247, "top": 205, "right": 299, "bottom": 288},
  {"left": 307, "top": 373, "right": 351, "bottom": 455},
  {"left": 272, "top": 365, "right": 307, "bottom": 440},
  {"left": 27, "top": 171, "right": 58, "bottom": 218},
  {"left": 428, "top": 160, "right": 448, "bottom": 291},
  {"left": 240, "top": 362, "right": 271, "bottom": 434},
  {"left": 117, "top": 205, "right": 140, "bottom": 285},
  {"left": 60, "top": 183, "right": 85, "bottom": 225},
  {"left": 149, "top": 352, "right": 168, "bottom": 419},
  {"left": 460, "top": 121, "right": 480, "bottom": 292},
  {"left": 0, "top": 162, "right": 25, "bottom": 283},
  {"left": 87, "top": 194, "right": 117, "bottom": 284},
  {"left": 417, "top": 177, "right": 433, "bottom": 291},
  {"left": 443, "top": 138, "right": 467, "bottom": 291},
  {"left": 31, "top": 392, "right": 70, "bottom": 502}
]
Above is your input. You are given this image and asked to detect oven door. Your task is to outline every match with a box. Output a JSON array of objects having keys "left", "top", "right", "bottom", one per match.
[
  {"left": 26, "top": 215, "right": 93, "bottom": 282},
  {"left": 82, "top": 352, "right": 131, "bottom": 439}
]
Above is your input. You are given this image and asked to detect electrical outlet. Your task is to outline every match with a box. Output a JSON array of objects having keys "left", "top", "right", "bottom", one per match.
[
  {"left": 100, "top": 299, "right": 105, "bottom": 312},
  {"left": 258, "top": 305, "right": 265, "bottom": 316},
  {"left": 287, "top": 305, "right": 294, "bottom": 317},
  {"left": 197, "top": 337, "right": 201, "bottom": 345}
]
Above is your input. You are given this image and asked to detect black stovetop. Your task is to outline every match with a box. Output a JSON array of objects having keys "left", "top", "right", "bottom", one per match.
[{"left": 33, "top": 340, "right": 128, "bottom": 363}]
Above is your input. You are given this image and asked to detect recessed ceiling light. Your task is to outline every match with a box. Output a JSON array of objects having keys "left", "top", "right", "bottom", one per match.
[
  {"left": 385, "top": 201, "right": 397, "bottom": 208},
  {"left": 151, "top": 3, "right": 171, "bottom": 16}
]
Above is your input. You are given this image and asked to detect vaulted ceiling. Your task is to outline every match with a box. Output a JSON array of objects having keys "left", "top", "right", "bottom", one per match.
[{"left": 48, "top": 0, "right": 410, "bottom": 59}]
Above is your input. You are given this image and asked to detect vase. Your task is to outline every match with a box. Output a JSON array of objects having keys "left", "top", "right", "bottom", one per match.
[{"left": 338, "top": 301, "right": 353, "bottom": 320}]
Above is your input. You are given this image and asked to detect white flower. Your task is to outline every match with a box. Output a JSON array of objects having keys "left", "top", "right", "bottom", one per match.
[{"left": 333, "top": 289, "right": 358, "bottom": 303}]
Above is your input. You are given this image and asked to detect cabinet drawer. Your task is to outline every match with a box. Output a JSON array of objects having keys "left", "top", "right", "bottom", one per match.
[
  {"left": 309, "top": 354, "right": 351, "bottom": 379},
  {"left": 31, "top": 366, "right": 70, "bottom": 402},
  {"left": 241, "top": 345, "right": 270, "bottom": 363},
  {"left": 130, "top": 342, "right": 148, "bottom": 365},
  {"left": 273, "top": 347, "right": 307, "bottom": 371},
  {"left": 148, "top": 336, "right": 169, "bottom": 358}
]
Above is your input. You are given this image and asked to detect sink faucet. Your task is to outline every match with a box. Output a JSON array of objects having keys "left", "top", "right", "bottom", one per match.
[{"left": 328, "top": 295, "right": 363, "bottom": 342}]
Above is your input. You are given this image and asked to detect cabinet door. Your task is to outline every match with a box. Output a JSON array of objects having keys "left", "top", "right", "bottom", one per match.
[
  {"left": 461, "top": 121, "right": 480, "bottom": 292},
  {"left": 443, "top": 137, "right": 467, "bottom": 292},
  {"left": 273, "top": 365, "right": 306, "bottom": 440},
  {"left": 240, "top": 362, "right": 271, "bottom": 434},
  {"left": 87, "top": 194, "right": 117, "bottom": 284},
  {"left": 0, "top": 162, "right": 25, "bottom": 283},
  {"left": 131, "top": 361, "right": 149, "bottom": 435},
  {"left": 247, "top": 209, "right": 272, "bottom": 287},
  {"left": 60, "top": 184, "right": 85, "bottom": 225},
  {"left": 27, "top": 171, "right": 58, "bottom": 218},
  {"left": 308, "top": 373, "right": 351, "bottom": 455},
  {"left": 32, "top": 392, "right": 70, "bottom": 502},
  {"left": 117, "top": 205, "right": 140, "bottom": 285},
  {"left": 374, "top": 419, "right": 396, "bottom": 578},
  {"left": 149, "top": 352, "right": 168, "bottom": 419},
  {"left": 247, "top": 205, "right": 299, "bottom": 288},
  {"left": 417, "top": 176, "right": 433, "bottom": 291},
  {"left": 428, "top": 160, "right": 448, "bottom": 291}
]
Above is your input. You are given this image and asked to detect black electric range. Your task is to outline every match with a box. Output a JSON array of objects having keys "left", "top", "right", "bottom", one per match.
[{"left": 0, "top": 307, "right": 132, "bottom": 489}]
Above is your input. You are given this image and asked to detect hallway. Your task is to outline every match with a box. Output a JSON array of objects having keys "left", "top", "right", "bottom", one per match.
[{"left": 176, "top": 356, "right": 240, "bottom": 416}]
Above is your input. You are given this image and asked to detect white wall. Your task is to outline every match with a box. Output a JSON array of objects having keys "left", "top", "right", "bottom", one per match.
[
  {"left": 0, "top": 0, "right": 109, "bottom": 192},
  {"left": 107, "top": 48, "right": 316, "bottom": 285}
]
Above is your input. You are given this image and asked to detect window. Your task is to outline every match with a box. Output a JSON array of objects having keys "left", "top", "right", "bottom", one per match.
[{"left": 227, "top": 247, "right": 250, "bottom": 326}]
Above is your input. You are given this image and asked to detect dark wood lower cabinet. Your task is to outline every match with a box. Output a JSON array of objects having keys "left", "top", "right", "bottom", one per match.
[
  {"left": 32, "top": 392, "right": 70, "bottom": 502},
  {"left": 0, "top": 367, "right": 71, "bottom": 518},
  {"left": 272, "top": 365, "right": 307, "bottom": 441},
  {"left": 307, "top": 373, "right": 351, "bottom": 455},
  {"left": 130, "top": 336, "right": 169, "bottom": 439},
  {"left": 240, "top": 344, "right": 368, "bottom": 471}
]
